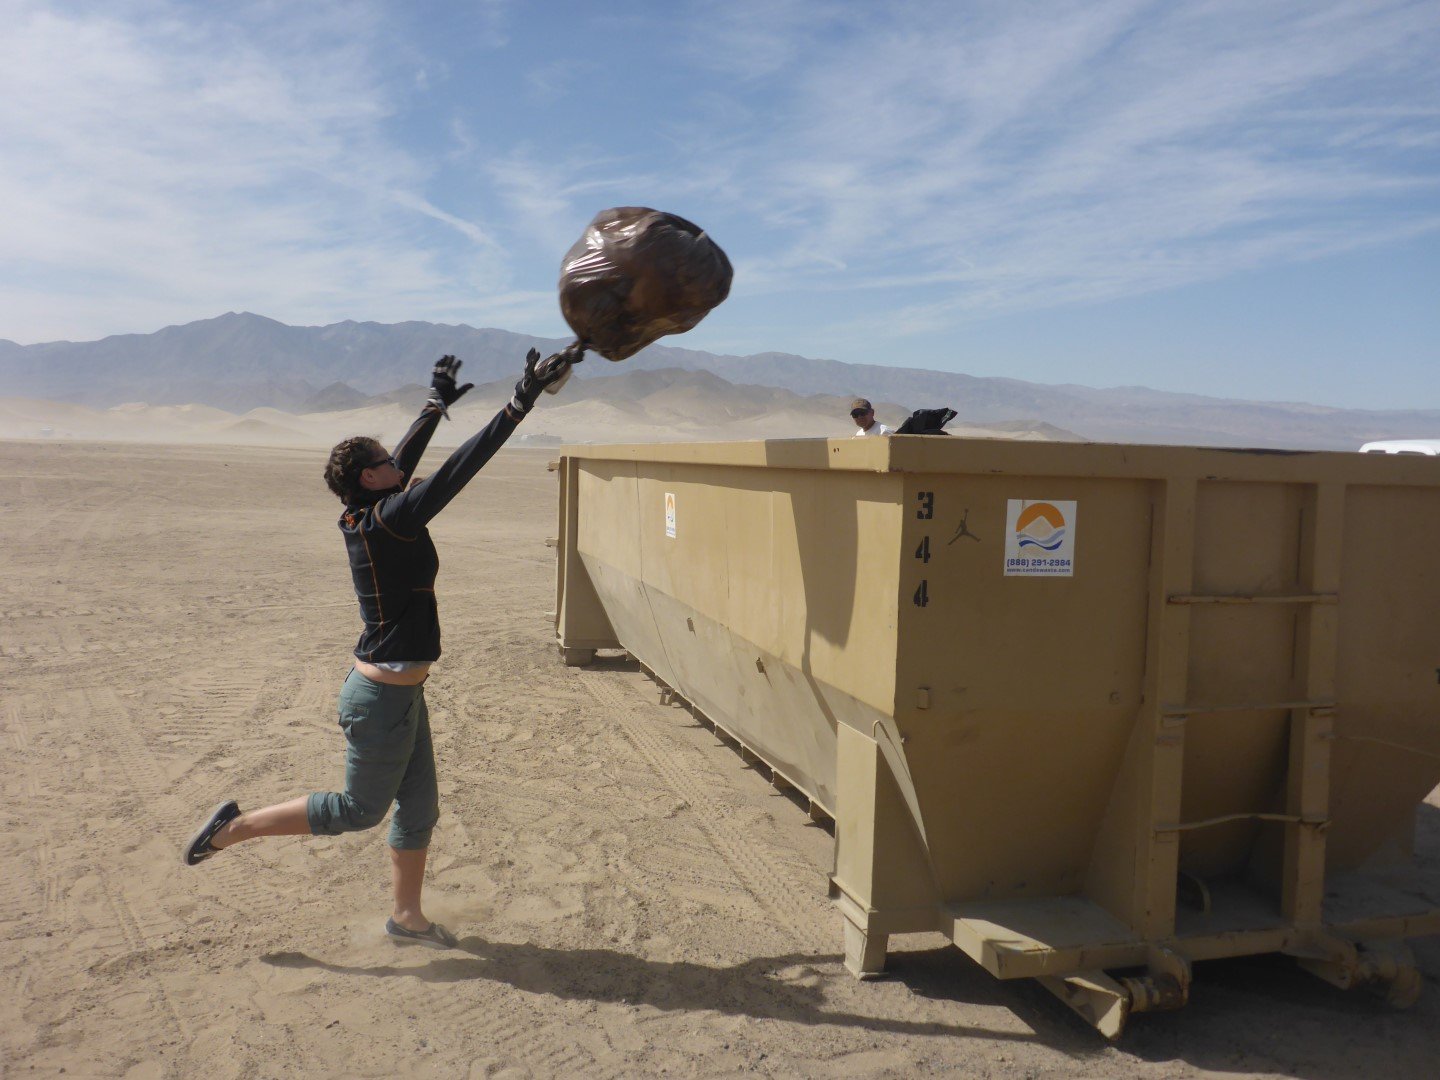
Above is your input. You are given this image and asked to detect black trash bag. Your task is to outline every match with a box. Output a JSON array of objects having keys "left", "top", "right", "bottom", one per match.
[
  {"left": 558, "top": 207, "right": 733, "bottom": 361},
  {"left": 895, "top": 407, "right": 957, "bottom": 435}
]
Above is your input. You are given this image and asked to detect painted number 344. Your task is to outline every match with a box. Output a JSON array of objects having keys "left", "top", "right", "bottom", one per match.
[{"left": 914, "top": 491, "right": 934, "bottom": 607}]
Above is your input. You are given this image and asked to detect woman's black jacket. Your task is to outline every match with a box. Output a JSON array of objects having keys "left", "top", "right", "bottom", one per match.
[{"left": 340, "top": 401, "right": 520, "bottom": 663}]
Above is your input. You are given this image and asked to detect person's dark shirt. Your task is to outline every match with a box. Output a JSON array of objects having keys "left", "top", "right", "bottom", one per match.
[{"left": 340, "top": 402, "right": 520, "bottom": 662}]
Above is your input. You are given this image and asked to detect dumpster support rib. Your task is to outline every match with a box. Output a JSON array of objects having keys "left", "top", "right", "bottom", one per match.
[
  {"left": 1281, "top": 482, "right": 1343, "bottom": 927},
  {"left": 555, "top": 459, "right": 620, "bottom": 656},
  {"left": 1133, "top": 477, "right": 1196, "bottom": 940}
]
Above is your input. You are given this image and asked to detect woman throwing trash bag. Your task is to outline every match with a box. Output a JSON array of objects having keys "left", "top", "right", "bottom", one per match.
[{"left": 182, "top": 345, "right": 579, "bottom": 949}]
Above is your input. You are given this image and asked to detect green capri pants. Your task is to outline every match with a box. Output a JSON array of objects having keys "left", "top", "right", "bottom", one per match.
[{"left": 307, "top": 667, "right": 438, "bottom": 850}]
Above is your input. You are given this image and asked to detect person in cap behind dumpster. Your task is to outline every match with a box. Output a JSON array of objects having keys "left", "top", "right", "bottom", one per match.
[
  {"left": 180, "top": 346, "right": 577, "bottom": 951},
  {"left": 850, "top": 398, "right": 892, "bottom": 437}
]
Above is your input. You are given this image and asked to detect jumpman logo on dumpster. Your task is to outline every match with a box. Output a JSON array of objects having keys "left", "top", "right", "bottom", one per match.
[{"left": 948, "top": 509, "right": 981, "bottom": 545}]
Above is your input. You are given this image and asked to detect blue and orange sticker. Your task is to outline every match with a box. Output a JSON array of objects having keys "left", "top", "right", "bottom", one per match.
[{"left": 1004, "top": 499, "right": 1076, "bottom": 576}]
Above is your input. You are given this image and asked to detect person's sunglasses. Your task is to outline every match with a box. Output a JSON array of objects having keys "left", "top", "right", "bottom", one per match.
[
  {"left": 851, "top": 409, "right": 871, "bottom": 418},
  {"left": 363, "top": 454, "right": 396, "bottom": 470}
]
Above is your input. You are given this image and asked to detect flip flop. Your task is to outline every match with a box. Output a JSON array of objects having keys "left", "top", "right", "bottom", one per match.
[
  {"left": 182, "top": 799, "right": 240, "bottom": 866},
  {"left": 385, "top": 917, "right": 458, "bottom": 950}
]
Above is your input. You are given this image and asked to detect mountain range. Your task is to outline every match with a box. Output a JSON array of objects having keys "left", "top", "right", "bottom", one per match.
[{"left": 2, "top": 311, "right": 1437, "bottom": 449}]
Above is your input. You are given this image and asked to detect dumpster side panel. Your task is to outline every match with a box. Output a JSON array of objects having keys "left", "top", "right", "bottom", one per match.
[
  {"left": 572, "top": 457, "right": 903, "bottom": 810},
  {"left": 574, "top": 461, "right": 673, "bottom": 682},
  {"left": 1179, "top": 481, "right": 1308, "bottom": 879},
  {"left": 1329, "top": 482, "right": 1440, "bottom": 868},
  {"left": 892, "top": 474, "right": 1154, "bottom": 901},
  {"left": 557, "top": 458, "right": 620, "bottom": 651}
]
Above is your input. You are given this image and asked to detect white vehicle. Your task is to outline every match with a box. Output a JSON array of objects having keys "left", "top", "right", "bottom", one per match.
[{"left": 1359, "top": 439, "right": 1440, "bottom": 456}]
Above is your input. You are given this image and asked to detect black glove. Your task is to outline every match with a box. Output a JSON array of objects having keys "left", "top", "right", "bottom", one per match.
[
  {"left": 428, "top": 355, "right": 473, "bottom": 418},
  {"left": 509, "top": 344, "right": 584, "bottom": 417}
]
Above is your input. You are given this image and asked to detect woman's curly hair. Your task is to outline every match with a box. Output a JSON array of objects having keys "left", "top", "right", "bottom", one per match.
[{"left": 325, "top": 436, "right": 382, "bottom": 504}]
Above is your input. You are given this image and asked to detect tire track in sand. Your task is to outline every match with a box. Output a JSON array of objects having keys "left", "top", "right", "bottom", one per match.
[
  {"left": 0, "top": 699, "right": 49, "bottom": 940},
  {"left": 0, "top": 605, "right": 145, "bottom": 620},
  {"left": 581, "top": 672, "right": 832, "bottom": 952},
  {"left": 99, "top": 883, "right": 193, "bottom": 1042},
  {"left": 67, "top": 684, "right": 288, "bottom": 1045},
  {"left": 135, "top": 670, "right": 308, "bottom": 925},
  {"left": 418, "top": 984, "right": 621, "bottom": 1079},
  {"left": 9, "top": 687, "right": 200, "bottom": 1050},
  {"left": 78, "top": 684, "right": 269, "bottom": 924},
  {"left": 45, "top": 470, "right": 135, "bottom": 585}
]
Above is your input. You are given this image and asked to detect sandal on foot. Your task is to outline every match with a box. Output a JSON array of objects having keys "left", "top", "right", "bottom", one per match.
[
  {"left": 385, "top": 917, "right": 458, "bottom": 950},
  {"left": 182, "top": 799, "right": 240, "bottom": 866}
]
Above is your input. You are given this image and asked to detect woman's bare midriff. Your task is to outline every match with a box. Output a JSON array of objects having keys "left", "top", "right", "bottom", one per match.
[{"left": 354, "top": 660, "right": 432, "bottom": 686}]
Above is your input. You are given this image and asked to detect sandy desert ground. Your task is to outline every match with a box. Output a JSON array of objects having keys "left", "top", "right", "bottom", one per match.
[{"left": 4, "top": 433, "right": 1440, "bottom": 1079}]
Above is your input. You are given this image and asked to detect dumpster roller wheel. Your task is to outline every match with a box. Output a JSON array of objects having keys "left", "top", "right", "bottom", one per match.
[
  {"left": 1291, "top": 937, "right": 1423, "bottom": 1009},
  {"left": 1039, "top": 947, "right": 1191, "bottom": 1040}
]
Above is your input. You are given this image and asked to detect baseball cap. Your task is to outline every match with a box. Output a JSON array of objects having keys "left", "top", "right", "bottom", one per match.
[{"left": 849, "top": 398, "right": 872, "bottom": 412}]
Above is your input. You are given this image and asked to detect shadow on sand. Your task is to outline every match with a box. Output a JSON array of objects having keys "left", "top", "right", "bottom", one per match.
[
  {"left": 262, "top": 937, "right": 1085, "bottom": 1050},
  {"left": 262, "top": 863, "right": 1440, "bottom": 1077}
]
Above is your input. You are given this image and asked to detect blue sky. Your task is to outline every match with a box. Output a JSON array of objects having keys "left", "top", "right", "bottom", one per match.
[{"left": 2, "top": 0, "right": 1437, "bottom": 409}]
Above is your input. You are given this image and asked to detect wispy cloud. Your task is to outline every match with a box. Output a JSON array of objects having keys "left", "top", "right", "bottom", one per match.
[
  {"left": 524, "top": 58, "right": 586, "bottom": 104},
  {"left": 484, "top": 146, "right": 669, "bottom": 260},
  {"left": 0, "top": 0, "right": 1435, "bottom": 358},
  {"left": 466, "top": 0, "right": 513, "bottom": 50},
  {"left": 687, "top": 0, "right": 1440, "bottom": 330},
  {"left": 388, "top": 192, "right": 497, "bottom": 248},
  {"left": 0, "top": 0, "right": 524, "bottom": 339},
  {"left": 683, "top": 0, "right": 858, "bottom": 79}
]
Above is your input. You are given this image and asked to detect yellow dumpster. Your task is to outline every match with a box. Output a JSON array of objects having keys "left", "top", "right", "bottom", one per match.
[{"left": 554, "top": 436, "right": 1440, "bottom": 1036}]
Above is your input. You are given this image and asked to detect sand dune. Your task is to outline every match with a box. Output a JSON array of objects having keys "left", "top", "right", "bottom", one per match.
[
  {"left": 0, "top": 392, "right": 1081, "bottom": 450},
  {"left": 1, "top": 358, "right": 1091, "bottom": 449},
  {"left": 218, "top": 416, "right": 310, "bottom": 441}
]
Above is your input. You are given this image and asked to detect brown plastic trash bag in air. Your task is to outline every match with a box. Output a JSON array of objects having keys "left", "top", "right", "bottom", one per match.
[{"left": 559, "top": 207, "right": 732, "bottom": 361}]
